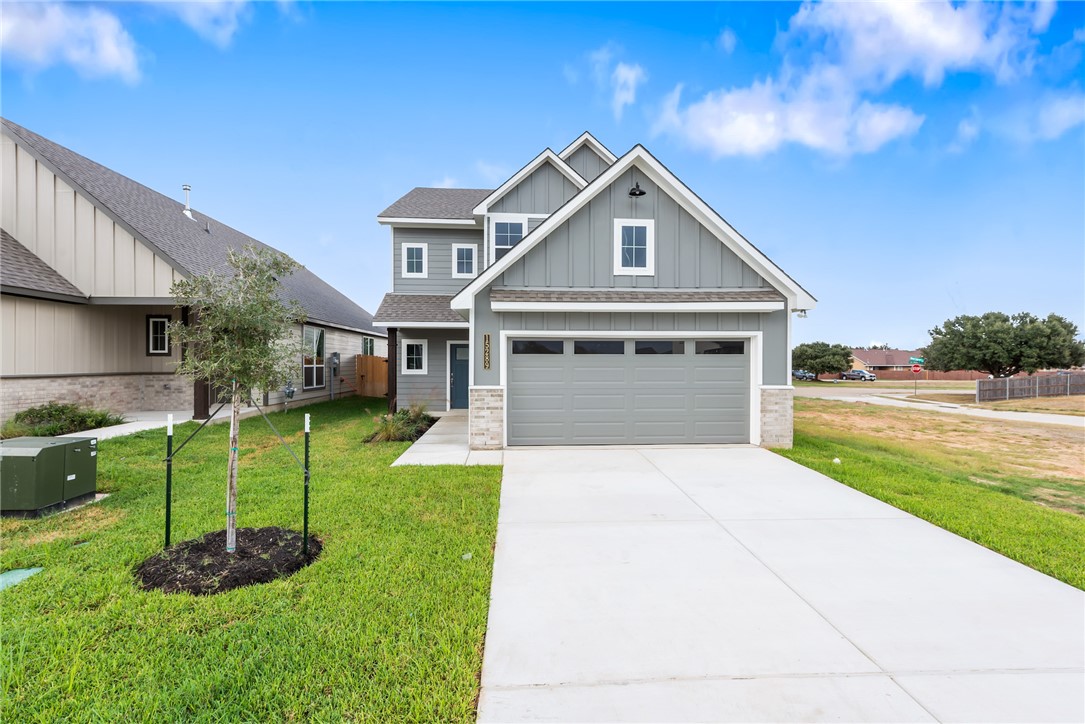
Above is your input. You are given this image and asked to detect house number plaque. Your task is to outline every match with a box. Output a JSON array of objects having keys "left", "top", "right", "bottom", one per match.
[{"left": 483, "top": 334, "right": 491, "bottom": 370}]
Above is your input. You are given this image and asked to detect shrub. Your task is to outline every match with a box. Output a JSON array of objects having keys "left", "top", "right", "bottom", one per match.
[
  {"left": 365, "top": 405, "right": 435, "bottom": 443},
  {"left": 1, "top": 401, "right": 125, "bottom": 439}
]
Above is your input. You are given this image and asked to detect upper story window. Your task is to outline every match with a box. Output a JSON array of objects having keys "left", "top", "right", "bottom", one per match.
[
  {"left": 494, "top": 221, "right": 523, "bottom": 260},
  {"left": 452, "top": 243, "right": 477, "bottom": 278},
  {"left": 303, "top": 326, "right": 326, "bottom": 389},
  {"left": 402, "top": 242, "right": 428, "bottom": 278},
  {"left": 147, "top": 315, "right": 171, "bottom": 356},
  {"left": 613, "top": 218, "right": 655, "bottom": 276}
]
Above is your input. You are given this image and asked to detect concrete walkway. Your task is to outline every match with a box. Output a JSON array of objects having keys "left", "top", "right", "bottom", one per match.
[
  {"left": 796, "top": 386, "right": 1084, "bottom": 428},
  {"left": 58, "top": 406, "right": 260, "bottom": 442},
  {"left": 391, "top": 411, "right": 502, "bottom": 466},
  {"left": 479, "top": 447, "right": 1085, "bottom": 722}
]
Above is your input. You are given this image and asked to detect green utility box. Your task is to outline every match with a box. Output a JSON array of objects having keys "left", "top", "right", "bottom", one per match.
[{"left": 1, "top": 436, "right": 99, "bottom": 516}]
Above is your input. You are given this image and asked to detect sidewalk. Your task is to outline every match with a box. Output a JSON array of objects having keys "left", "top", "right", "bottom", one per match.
[
  {"left": 58, "top": 405, "right": 261, "bottom": 442},
  {"left": 391, "top": 411, "right": 502, "bottom": 466}
]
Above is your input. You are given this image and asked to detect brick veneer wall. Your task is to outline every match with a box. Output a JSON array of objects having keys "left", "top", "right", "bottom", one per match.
[
  {"left": 760, "top": 386, "right": 793, "bottom": 448},
  {"left": 0, "top": 374, "right": 193, "bottom": 422},
  {"left": 469, "top": 386, "right": 504, "bottom": 450}
]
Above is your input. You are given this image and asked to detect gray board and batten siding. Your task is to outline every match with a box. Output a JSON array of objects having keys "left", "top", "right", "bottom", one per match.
[
  {"left": 392, "top": 227, "right": 483, "bottom": 294},
  {"left": 395, "top": 329, "right": 468, "bottom": 412},
  {"left": 507, "top": 338, "right": 750, "bottom": 445},
  {"left": 497, "top": 168, "right": 769, "bottom": 290},
  {"left": 564, "top": 145, "right": 611, "bottom": 183},
  {"left": 489, "top": 161, "right": 580, "bottom": 215}
]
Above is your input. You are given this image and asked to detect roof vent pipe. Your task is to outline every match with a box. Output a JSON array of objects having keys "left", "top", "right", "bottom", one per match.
[{"left": 182, "top": 184, "right": 194, "bottom": 220}]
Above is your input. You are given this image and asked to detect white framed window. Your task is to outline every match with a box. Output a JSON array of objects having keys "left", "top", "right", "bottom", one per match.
[
  {"left": 489, "top": 214, "right": 528, "bottom": 262},
  {"left": 401, "top": 242, "right": 428, "bottom": 278},
  {"left": 147, "top": 315, "right": 171, "bottom": 356},
  {"left": 362, "top": 337, "right": 375, "bottom": 356},
  {"left": 402, "top": 338, "right": 428, "bottom": 375},
  {"left": 452, "top": 243, "right": 477, "bottom": 278},
  {"left": 613, "top": 218, "right": 655, "bottom": 276},
  {"left": 303, "top": 325, "right": 326, "bottom": 389}
]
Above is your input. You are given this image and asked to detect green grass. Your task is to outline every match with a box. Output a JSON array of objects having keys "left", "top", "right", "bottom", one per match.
[
  {"left": 776, "top": 429, "right": 1085, "bottom": 590},
  {"left": 1, "top": 398, "right": 502, "bottom": 721}
]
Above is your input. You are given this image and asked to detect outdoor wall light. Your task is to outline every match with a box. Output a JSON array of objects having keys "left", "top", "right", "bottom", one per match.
[
  {"left": 283, "top": 381, "right": 296, "bottom": 400},
  {"left": 628, "top": 182, "right": 646, "bottom": 198}
]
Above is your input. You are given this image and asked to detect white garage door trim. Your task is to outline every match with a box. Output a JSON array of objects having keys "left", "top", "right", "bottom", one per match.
[{"left": 499, "top": 330, "right": 763, "bottom": 447}]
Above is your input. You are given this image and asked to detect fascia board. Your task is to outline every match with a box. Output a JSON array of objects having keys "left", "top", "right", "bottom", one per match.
[
  {"left": 558, "top": 132, "right": 618, "bottom": 163},
  {"left": 470, "top": 149, "right": 587, "bottom": 216}
]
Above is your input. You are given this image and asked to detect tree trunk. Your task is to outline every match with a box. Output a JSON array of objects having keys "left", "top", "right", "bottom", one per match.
[{"left": 226, "top": 380, "right": 240, "bottom": 553}]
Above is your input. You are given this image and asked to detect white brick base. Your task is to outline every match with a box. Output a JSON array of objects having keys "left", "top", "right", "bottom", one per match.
[
  {"left": 469, "top": 386, "right": 504, "bottom": 450},
  {"left": 1, "top": 374, "right": 193, "bottom": 423},
  {"left": 760, "top": 386, "right": 794, "bottom": 448}
]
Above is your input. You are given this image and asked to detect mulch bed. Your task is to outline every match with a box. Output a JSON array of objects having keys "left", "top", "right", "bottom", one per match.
[{"left": 136, "top": 526, "right": 321, "bottom": 596}]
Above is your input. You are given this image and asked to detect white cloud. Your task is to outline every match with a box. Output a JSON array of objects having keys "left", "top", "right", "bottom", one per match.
[
  {"left": 717, "top": 28, "right": 737, "bottom": 55},
  {"left": 1035, "top": 91, "right": 1085, "bottom": 139},
  {"left": 948, "top": 115, "right": 981, "bottom": 153},
  {"left": 611, "top": 62, "right": 646, "bottom": 121},
  {"left": 157, "top": 1, "right": 253, "bottom": 49},
  {"left": 0, "top": 3, "right": 140, "bottom": 83},
  {"left": 431, "top": 175, "right": 459, "bottom": 189},
  {"left": 657, "top": 0, "right": 1058, "bottom": 157},
  {"left": 474, "top": 161, "right": 509, "bottom": 185}
]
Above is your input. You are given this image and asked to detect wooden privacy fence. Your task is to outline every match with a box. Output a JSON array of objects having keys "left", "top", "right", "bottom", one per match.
[
  {"left": 976, "top": 373, "right": 1085, "bottom": 402},
  {"left": 355, "top": 355, "right": 388, "bottom": 398}
]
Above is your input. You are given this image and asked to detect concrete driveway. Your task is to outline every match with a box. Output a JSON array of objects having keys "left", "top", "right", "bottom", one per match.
[{"left": 478, "top": 447, "right": 1085, "bottom": 723}]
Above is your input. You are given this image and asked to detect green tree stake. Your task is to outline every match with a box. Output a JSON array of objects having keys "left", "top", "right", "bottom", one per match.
[
  {"left": 165, "top": 414, "right": 173, "bottom": 548},
  {"left": 304, "top": 413, "right": 310, "bottom": 557}
]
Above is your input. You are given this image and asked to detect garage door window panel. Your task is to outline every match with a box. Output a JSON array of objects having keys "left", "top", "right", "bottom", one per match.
[
  {"left": 695, "top": 340, "right": 745, "bottom": 355},
  {"left": 635, "top": 340, "right": 685, "bottom": 355},
  {"left": 574, "top": 340, "right": 625, "bottom": 354},
  {"left": 512, "top": 340, "right": 564, "bottom": 354}
]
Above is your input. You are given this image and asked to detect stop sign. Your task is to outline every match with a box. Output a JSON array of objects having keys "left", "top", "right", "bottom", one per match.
[{"left": 911, "top": 364, "right": 922, "bottom": 374}]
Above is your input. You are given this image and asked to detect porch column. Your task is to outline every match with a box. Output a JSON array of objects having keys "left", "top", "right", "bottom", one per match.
[{"left": 387, "top": 327, "right": 397, "bottom": 413}]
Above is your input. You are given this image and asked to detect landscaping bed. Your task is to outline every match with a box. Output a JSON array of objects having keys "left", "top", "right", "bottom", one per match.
[
  {"left": 0, "top": 397, "right": 502, "bottom": 721},
  {"left": 777, "top": 397, "right": 1085, "bottom": 590}
]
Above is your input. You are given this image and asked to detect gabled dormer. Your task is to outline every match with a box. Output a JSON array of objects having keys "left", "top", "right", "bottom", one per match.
[
  {"left": 472, "top": 149, "right": 586, "bottom": 264},
  {"left": 558, "top": 131, "right": 617, "bottom": 182}
]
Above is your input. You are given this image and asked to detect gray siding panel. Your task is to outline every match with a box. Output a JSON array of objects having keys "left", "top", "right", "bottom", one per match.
[
  {"left": 498, "top": 169, "right": 768, "bottom": 291},
  {"left": 393, "top": 227, "right": 482, "bottom": 294},
  {"left": 490, "top": 161, "right": 579, "bottom": 215},
  {"left": 395, "top": 329, "right": 468, "bottom": 411},
  {"left": 566, "top": 145, "right": 610, "bottom": 182}
]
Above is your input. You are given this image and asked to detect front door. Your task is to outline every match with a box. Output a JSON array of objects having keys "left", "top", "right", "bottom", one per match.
[{"left": 449, "top": 343, "right": 469, "bottom": 409}]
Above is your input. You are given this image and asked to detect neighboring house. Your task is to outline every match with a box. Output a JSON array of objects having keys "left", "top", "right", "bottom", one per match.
[
  {"left": 374, "top": 132, "right": 816, "bottom": 448},
  {"left": 851, "top": 348, "right": 919, "bottom": 372},
  {"left": 0, "top": 118, "right": 386, "bottom": 422}
]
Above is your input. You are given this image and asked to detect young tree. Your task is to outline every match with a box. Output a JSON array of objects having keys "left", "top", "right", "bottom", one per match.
[
  {"left": 792, "top": 342, "right": 854, "bottom": 378},
  {"left": 925, "top": 312, "right": 1085, "bottom": 378},
  {"left": 170, "top": 246, "right": 305, "bottom": 553}
]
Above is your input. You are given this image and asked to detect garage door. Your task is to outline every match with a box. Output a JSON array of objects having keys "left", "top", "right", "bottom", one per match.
[{"left": 507, "top": 338, "right": 749, "bottom": 445}]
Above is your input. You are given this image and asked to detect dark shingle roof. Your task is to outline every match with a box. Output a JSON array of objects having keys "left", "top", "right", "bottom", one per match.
[
  {"left": 489, "top": 288, "right": 785, "bottom": 303},
  {"left": 373, "top": 293, "right": 465, "bottom": 324},
  {"left": 1, "top": 229, "right": 86, "bottom": 301},
  {"left": 1, "top": 118, "right": 382, "bottom": 336},
  {"left": 378, "top": 188, "right": 491, "bottom": 220}
]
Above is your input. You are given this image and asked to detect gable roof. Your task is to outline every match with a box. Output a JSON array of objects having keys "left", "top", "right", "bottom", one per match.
[
  {"left": 378, "top": 187, "right": 491, "bottom": 221},
  {"left": 1, "top": 229, "right": 87, "bottom": 303},
  {"left": 558, "top": 131, "right": 617, "bottom": 164},
  {"left": 471, "top": 149, "right": 586, "bottom": 216},
  {"left": 452, "top": 144, "right": 817, "bottom": 313},
  {"left": 2, "top": 118, "right": 383, "bottom": 336}
]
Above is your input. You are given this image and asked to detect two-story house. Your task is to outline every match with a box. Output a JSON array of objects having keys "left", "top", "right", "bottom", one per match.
[
  {"left": 374, "top": 133, "right": 815, "bottom": 449},
  {"left": 1, "top": 118, "right": 386, "bottom": 422}
]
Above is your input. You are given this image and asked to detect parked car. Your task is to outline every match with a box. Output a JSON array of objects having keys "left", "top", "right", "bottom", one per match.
[
  {"left": 791, "top": 370, "right": 816, "bottom": 381},
  {"left": 841, "top": 369, "right": 877, "bottom": 381}
]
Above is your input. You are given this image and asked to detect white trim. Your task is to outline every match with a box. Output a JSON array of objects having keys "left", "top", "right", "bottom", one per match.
[
  {"left": 302, "top": 325, "right": 327, "bottom": 390},
  {"left": 445, "top": 340, "right": 470, "bottom": 410},
  {"left": 376, "top": 321, "right": 468, "bottom": 329},
  {"left": 379, "top": 217, "right": 479, "bottom": 228},
  {"left": 786, "top": 311, "right": 793, "bottom": 381},
  {"left": 760, "top": 384, "right": 795, "bottom": 390},
  {"left": 401, "top": 338, "right": 428, "bottom": 375},
  {"left": 489, "top": 213, "right": 529, "bottom": 264},
  {"left": 451, "top": 243, "right": 478, "bottom": 279},
  {"left": 147, "top": 315, "right": 170, "bottom": 355},
  {"left": 612, "top": 218, "right": 656, "bottom": 276},
  {"left": 498, "top": 330, "right": 764, "bottom": 446},
  {"left": 558, "top": 132, "right": 618, "bottom": 164},
  {"left": 472, "top": 149, "right": 586, "bottom": 216},
  {"left": 452, "top": 145, "right": 817, "bottom": 313},
  {"left": 489, "top": 300, "right": 786, "bottom": 313},
  {"left": 401, "top": 242, "right": 428, "bottom": 279}
]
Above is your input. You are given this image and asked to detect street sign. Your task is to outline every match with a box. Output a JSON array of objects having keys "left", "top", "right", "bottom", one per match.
[
  {"left": 911, "top": 364, "right": 922, "bottom": 374},
  {"left": 909, "top": 357, "right": 925, "bottom": 364}
]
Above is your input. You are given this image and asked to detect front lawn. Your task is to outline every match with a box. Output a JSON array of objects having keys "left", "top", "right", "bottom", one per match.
[
  {"left": 1, "top": 398, "right": 502, "bottom": 721},
  {"left": 776, "top": 398, "right": 1085, "bottom": 590}
]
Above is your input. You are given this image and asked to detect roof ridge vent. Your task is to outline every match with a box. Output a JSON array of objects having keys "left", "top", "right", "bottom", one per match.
[{"left": 182, "top": 184, "right": 194, "bottom": 220}]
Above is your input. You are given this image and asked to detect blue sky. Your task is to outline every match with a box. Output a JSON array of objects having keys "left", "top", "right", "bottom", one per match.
[{"left": 2, "top": 1, "right": 1083, "bottom": 350}]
